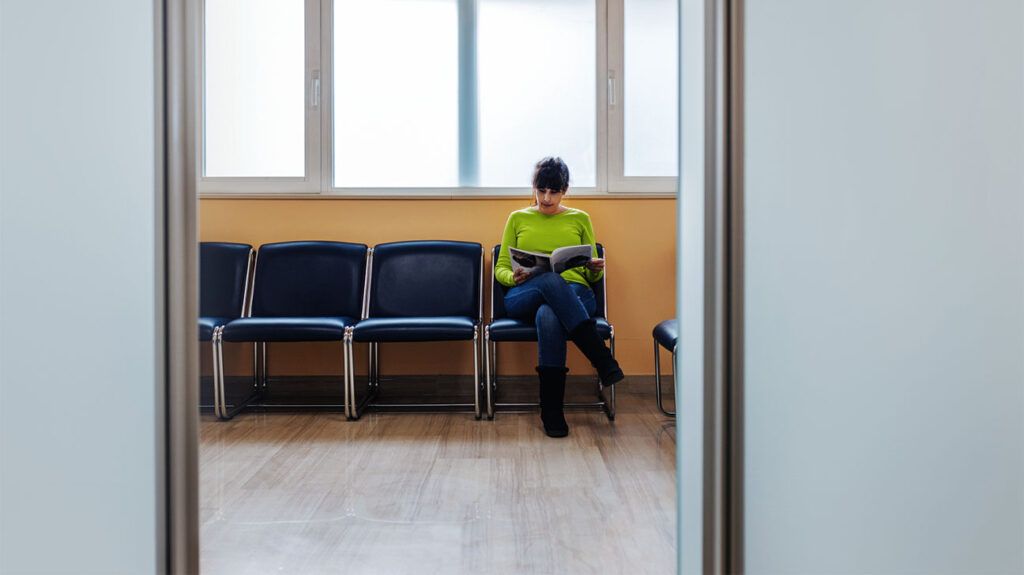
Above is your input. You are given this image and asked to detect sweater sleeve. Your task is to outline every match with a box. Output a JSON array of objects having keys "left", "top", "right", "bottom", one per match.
[
  {"left": 580, "top": 214, "right": 604, "bottom": 285},
  {"left": 495, "top": 213, "right": 518, "bottom": 287}
]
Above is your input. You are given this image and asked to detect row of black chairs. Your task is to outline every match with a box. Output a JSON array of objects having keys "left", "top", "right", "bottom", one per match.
[{"left": 200, "top": 240, "right": 616, "bottom": 421}]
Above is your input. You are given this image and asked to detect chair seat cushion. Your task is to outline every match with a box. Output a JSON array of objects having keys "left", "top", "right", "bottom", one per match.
[
  {"left": 221, "top": 316, "right": 358, "bottom": 342},
  {"left": 352, "top": 316, "right": 477, "bottom": 342},
  {"left": 653, "top": 318, "right": 679, "bottom": 350},
  {"left": 488, "top": 318, "right": 612, "bottom": 342},
  {"left": 199, "top": 316, "right": 233, "bottom": 342}
]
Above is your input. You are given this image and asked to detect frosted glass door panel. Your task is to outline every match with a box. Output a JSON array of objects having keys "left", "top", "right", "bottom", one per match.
[
  {"left": 743, "top": 1, "right": 1024, "bottom": 573},
  {"left": 205, "top": 0, "right": 306, "bottom": 177},
  {"left": 1, "top": 1, "right": 158, "bottom": 571},
  {"left": 333, "top": 0, "right": 459, "bottom": 188},
  {"left": 477, "top": 0, "right": 596, "bottom": 187},
  {"left": 624, "top": 0, "right": 677, "bottom": 177}
]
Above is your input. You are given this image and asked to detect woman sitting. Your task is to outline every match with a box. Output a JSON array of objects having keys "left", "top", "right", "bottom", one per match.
[{"left": 494, "top": 157, "right": 623, "bottom": 438}]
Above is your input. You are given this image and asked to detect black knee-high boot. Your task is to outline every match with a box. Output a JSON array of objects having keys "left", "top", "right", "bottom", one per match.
[
  {"left": 537, "top": 366, "right": 569, "bottom": 438},
  {"left": 569, "top": 319, "right": 624, "bottom": 386}
]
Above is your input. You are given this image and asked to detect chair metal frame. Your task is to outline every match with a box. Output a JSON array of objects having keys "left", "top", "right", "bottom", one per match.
[
  {"left": 345, "top": 245, "right": 484, "bottom": 420},
  {"left": 483, "top": 246, "right": 616, "bottom": 421},
  {"left": 205, "top": 247, "right": 255, "bottom": 419},
  {"left": 653, "top": 336, "right": 677, "bottom": 417},
  {"left": 212, "top": 243, "right": 367, "bottom": 420}
]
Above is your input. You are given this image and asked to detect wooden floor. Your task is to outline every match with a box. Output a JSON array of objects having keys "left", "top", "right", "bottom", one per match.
[{"left": 200, "top": 377, "right": 677, "bottom": 574}]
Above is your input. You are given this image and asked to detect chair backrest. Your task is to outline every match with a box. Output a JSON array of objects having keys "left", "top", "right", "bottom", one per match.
[
  {"left": 199, "top": 242, "right": 253, "bottom": 319},
  {"left": 491, "top": 243, "right": 607, "bottom": 320},
  {"left": 368, "top": 241, "right": 482, "bottom": 319},
  {"left": 250, "top": 241, "right": 368, "bottom": 318}
]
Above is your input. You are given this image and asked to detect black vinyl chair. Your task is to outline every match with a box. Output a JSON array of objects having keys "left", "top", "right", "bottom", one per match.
[
  {"left": 215, "top": 241, "right": 369, "bottom": 420},
  {"left": 484, "top": 243, "right": 615, "bottom": 421},
  {"left": 347, "top": 241, "right": 483, "bottom": 420},
  {"left": 199, "top": 242, "right": 253, "bottom": 418},
  {"left": 653, "top": 318, "right": 678, "bottom": 417}
]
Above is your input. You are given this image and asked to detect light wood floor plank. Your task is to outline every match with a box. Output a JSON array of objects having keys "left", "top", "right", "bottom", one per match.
[{"left": 200, "top": 379, "right": 677, "bottom": 574}]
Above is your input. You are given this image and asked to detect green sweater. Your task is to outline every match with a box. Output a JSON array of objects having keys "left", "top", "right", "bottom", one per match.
[{"left": 495, "top": 206, "right": 603, "bottom": 288}]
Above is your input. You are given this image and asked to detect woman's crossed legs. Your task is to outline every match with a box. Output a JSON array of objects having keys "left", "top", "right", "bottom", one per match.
[
  {"left": 504, "top": 273, "right": 597, "bottom": 366},
  {"left": 503, "top": 272, "right": 599, "bottom": 437}
]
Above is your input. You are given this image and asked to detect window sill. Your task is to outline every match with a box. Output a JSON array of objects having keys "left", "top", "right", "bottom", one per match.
[{"left": 198, "top": 190, "right": 678, "bottom": 200}]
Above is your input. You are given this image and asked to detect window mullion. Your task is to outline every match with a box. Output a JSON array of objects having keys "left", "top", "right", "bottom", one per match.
[
  {"left": 607, "top": 0, "right": 625, "bottom": 192},
  {"left": 320, "top": 0, "right": 333, "bottom": 193},
  {"left": 596, "top": 0, "right": 610, "bottom": 192},
  {"left": 457, "top": 0, "right": 479, "bottom": 187},
  {"left": 306, "top": 0, "right": 323, "bottom": 193}
]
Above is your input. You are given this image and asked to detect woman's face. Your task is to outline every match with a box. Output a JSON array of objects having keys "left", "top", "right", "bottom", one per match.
[{"left": 535, "top": 187, "right": 566, "bottom": 215}]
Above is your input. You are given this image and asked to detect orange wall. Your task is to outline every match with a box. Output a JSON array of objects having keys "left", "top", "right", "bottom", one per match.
[{"left": 200, "top": 197, "right": 676, "bottom": 376}]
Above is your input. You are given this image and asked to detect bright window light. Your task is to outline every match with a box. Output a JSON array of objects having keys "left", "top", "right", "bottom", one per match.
[
  {"left": 204, "top": 0, "right": 306, "bottom": 178},
  {"left": 333, "top": 0, "right": 459, "bottom": 188},
  {"left": 478, "top": 0, "right": 596, "bottom": 187},
  {"left": 624, "top": 0, "right": 678, "bottom": 177}
]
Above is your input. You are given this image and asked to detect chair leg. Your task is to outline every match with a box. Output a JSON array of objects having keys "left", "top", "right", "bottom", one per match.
[
  {"left": 211, "top": 329, "right": 223, "bottom": 419},
  {"left": 344, "top": 328, "right": 356, "bottom": 420},
  {"left": 491, "top": 340, "right": 499, "bottom": 413},
  {"left": 473, "top": 327, "right": 481, "bottom": 420},
  {"left": 341, "top": 338, "right": 350, "bottom": 419},
  {"left": 657, "top": 339, "right": 672, "bottom": 417},
  {"left": 654, "top": 338, "right": 677, "bottom": 417},
  {"left": 654, "top": 338, "right": 663, "bottom": 412},
  {"left": 372, "top": 342, "right": 380, "bottom": 391},
  {"left": 214, "top": 328, "right": 229, "bottom": 420},
  {"left": 366, "top": 342, "right": 372, "bottom": 391},
  {"left": 484, "top": 328, "right": 495, "bottom": 420},
  {"left": 261, "top": 342, "right": 268, "bottom": 389},
  {"left": 251, "top": 342, "right": 259, "bottom": 392},
  {"left": 492, "top": 340, "right": 498, "bottom": 386},
  {"left": 670, "top": 347, "right": 677, "bottom": 417},
  {"left": 219, "top": 338, "right": 262, "bottom": 420},
  {"left": 351, "top": 337, "right": 381, "bottom": 419}
]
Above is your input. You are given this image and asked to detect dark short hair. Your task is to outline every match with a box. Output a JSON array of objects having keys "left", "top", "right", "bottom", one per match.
[{"left": 532, "top": 157, "right": 570, "bottom": 192}]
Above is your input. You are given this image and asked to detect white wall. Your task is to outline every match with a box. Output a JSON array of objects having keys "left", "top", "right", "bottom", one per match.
[
  {"left": 0, "top": 1, "right": 160, "bottom": 573},
  {"left": 743, "top": 0, "right": 1024, "bottom": 573}
]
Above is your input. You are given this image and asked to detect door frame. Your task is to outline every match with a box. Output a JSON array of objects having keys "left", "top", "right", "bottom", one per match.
[
  {"left": 158, "top": 0, "right": 741, "bottom": 571},
  {"left": 676, "top": 0, "right": 744, "bottom": 572},
  {"left": 161, "top": 0, "right": 201, "bottom": 572}
]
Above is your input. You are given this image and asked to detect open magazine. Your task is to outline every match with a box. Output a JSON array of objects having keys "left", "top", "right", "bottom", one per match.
[{"left": 509, "top": 244, "right": 593, "bottom": 276}]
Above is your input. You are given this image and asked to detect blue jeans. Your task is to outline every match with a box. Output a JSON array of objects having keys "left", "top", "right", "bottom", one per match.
[{"left": 504, "top": 272, "right": 597, "bottom": 368}]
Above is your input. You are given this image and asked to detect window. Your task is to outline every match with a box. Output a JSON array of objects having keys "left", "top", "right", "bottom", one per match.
[
  {"left": 332, "top": 0, "right": 459, "bottom": 188},
  {"left": 199, "top": 0, "right": 677, "bottom": 195},
  {"left": 476, "top": 0, "right": 597, "bottom": 188},
  {"left": 621, "top": 0, "right": 679, "bottom": 179},
  {"left": 204, "top": 0, "right": 306, "bottom": 178},
  {"left": 202, "top": 0, "right": 321, "bottom": 193}
]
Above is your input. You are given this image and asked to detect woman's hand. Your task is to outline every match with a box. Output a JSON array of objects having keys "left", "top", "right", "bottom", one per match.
[
  {"left": 513, "top": 268, "right": 532, "bottom": 285},
  {"left": 586, "top": 258, "right": 605, "bottom": 271}
]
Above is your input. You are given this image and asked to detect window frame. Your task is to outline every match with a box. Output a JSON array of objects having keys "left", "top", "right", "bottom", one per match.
[
  {"left": 605, "top": 0, "right": 679, "bottom": 194},
  {"left": 198, "top": 0, "right": 323, "bottom": 195},
  {"left": 198, "top": 0, "right": 676, "bottom": 197}
]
